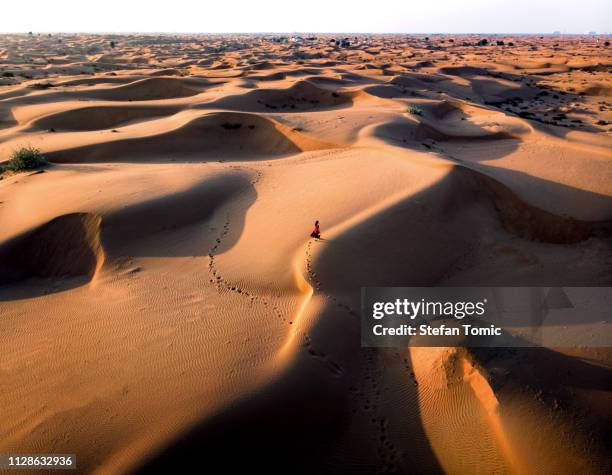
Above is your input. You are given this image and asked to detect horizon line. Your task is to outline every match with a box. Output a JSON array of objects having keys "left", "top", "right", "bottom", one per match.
[{"left": 1, "top": 31, "right": 611, "bottom": 36}]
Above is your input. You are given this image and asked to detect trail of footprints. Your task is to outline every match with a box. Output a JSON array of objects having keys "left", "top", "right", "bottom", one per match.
[
  {"left": 207, "top": 167, "right": 281, "bottom": 315},
  {"left": 207, "top": 167, "right": 283, "bottom": 315},
  {"left": 205, "top": 166, "right": 343, "bottom": 376},
  {"left": 305, "top": 240, "right": 359, "bottom": 319},
  {"left": 306, "top": 241, "right": 419, "bottom": 471},
  {"left": 347, "top": 350, "right": 405, "bottom": 473}
]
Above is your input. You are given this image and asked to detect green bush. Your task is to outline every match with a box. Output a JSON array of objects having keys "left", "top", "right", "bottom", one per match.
[
  {"left": 6, "top": 146, "right": 48, "bottom": 171},
  {"left": 408, "top": 106, "right": 424, "bottom": 117}
]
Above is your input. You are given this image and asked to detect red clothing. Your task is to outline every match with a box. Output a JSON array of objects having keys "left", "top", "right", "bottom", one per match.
[{"left": 312, "top": 225, "right": 320, "bottom": 234}]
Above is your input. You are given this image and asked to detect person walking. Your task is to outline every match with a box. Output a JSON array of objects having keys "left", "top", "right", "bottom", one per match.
[{"left": 310, "top": 220, "right": 321, "bottom": 239}]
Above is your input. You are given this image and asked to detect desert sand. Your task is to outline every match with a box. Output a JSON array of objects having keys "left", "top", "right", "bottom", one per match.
[{"left": 0, "top": 33, "right": 611, "bottom": 474}]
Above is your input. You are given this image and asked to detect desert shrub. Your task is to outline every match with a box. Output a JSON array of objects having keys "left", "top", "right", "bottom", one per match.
[
  {"left": 408, "top": 106, "right": 424, "bottom": 117},
  {"left": 31, "top": 82, "right": 55, "bottom": 89},
  {"left": 5, "top": 146, "right": 47, "bottom": 171},
  {"left": 220, "top": 122, "right": 242, "bottom": 130}
]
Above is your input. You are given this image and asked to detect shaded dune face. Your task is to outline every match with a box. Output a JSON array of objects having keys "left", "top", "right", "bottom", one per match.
[
  {"left": 438, "top": 66, "right": 492, "bottom": 77},
  {"left": 473, "top": 172, "right": 597, "bottom": 244},
  {"left": 364, "top": 84, "right": 427, "bottom": 99},
  {"left": 307, "top": 76, "right": 361, "bottom": 87},
  {"left": 371, "top": 117, "right": 521, "bottom": 148},
  {"left": 147, "top": 69, "right": 185, "bottom": 77},
  {"left": 246, "top": 71, "right": 287, "bottom": 81},
  {"left": 420, "top": 101, "right": 531, "bottom": 136},
  {"left": 206, "top": 80, "right": 358, "bottom": 112},
  {"left": 101, "top": 172, "right": 254, "bottom": 258},
  {"left": 312, "top": 168, "right": 492, "bottom": 289},
  {"left": 469, "top": 167, "right": 603, "bottom": 244},
  {"left": 55, "top": 76, "right": 141, "bottom": 87},
  {"left": 314, "top": 166, "right": 606, "bottom": 293},
  {"left": 245, "top": 60, "right": 279, "bottom": 70},
  {"left": 0, "top": 172, "right": 254, "bottom": 297},
  {"left": 0, "top": 213, "right": 102, "bottom": 284},
  {"left": 0, "top": 87, "right": 29, "bottom": 101},
  {"left": 27, "top": 105, "right": 180, "bottom": 132},
  {"left": 46, "top": 112, "right": 335, "bottom": 163},
  {"left": 72, "top": 77, "right": 209, "bottom": 101},
  {"left": 364, "top": 99, "right": 532, "bottom": 159},
  {"left": 415, "top": 120, "right": 517, "bottom": 142},
  {"left": 577, "top": 84, "right": 612, "bottom": 97},
  {"left": 391, "top": 73, "right": 447, "bottom": 87},
  {"left": 426, "top": 100, "right": 487, "bottom": 121},
  {"left": 1, "top": 77, "right": 211, "bottom": 107},
  {"left": 0, "top": 106, "right": 17, "bottom": 129}
]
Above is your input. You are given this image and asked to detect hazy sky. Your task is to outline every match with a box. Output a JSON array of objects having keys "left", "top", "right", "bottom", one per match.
[{"left": 1, "top": 0, "right": 610, "bottom": 34}]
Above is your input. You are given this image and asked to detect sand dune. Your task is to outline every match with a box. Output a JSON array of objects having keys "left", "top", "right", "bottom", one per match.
[
  {"left": 44, "top": 111, "right": 335, "bottom": 162},
  {"left": 27, "top": 105, "right": 180, "bottom": 131},
  {"left": 101, "top": 172, "right": 253, "bottom": 258},
  {"left": 205, "top": 79, "right": 363, "bottom": 111},
  {"left": 55, "top": 76, "right": 142, "bottom": 87},
  {"left": 0, "top": 212, "right": 102, "bottom": 284},
  {"left": 71, "top": 77, "right": 211, "bottom": 101},
  {"left": 1, "top": 33, "right": 611, "bottom": 475}
]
